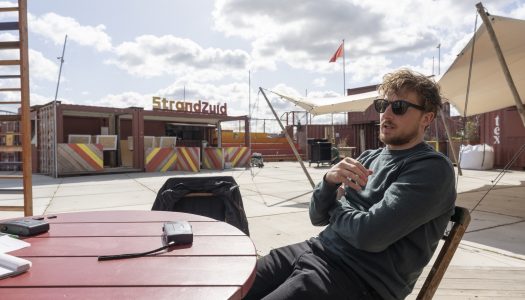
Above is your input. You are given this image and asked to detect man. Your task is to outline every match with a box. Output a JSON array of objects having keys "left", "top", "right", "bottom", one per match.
[{"left": 244, "top": 69, "right": 456, "bottom": 300}]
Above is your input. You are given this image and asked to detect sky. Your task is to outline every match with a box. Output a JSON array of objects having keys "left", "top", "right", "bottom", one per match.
[{"left": 2, "top": 0, "right": 525, "bottom": 131}]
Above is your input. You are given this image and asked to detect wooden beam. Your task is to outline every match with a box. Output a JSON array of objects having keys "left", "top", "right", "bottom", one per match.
[
  {"left": 0, "top": 114, "right": 20, "bottom": 121},
  {"left": 0, "top": 41, "right": 20, "bottom": 49},
  {"left": 0, "top": 7, "right": 18, "bottom": 12},
  {"left": 0, "top": 21, "right": 18, "bottom": 31},
  {"left": 0, "top": 206, "right": 24, "bottom": 211},
  {"left": 0, "top": 59, "right": 20, "bottom": 65},
  {"left": 0, "top": 175, "right": 23, "bottom": 179},
  {"left": 260, "top": 87, "right": 315, "bottom": 188},
  {"left": 18, "top": 0, "right": 33, "bottom": 216}
]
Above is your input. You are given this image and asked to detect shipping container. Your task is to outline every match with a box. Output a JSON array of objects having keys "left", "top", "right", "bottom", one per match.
[{"left": 479, "top": 106, "right": 525, "bottom": 170}]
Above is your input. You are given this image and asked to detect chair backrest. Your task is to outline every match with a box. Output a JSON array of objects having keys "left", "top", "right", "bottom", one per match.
[
  {"left": 416, "top": 206, "right": 471, "bottom": 300},
  {"left": 152, "top": 176, "right": 250, "bottom": 236}
]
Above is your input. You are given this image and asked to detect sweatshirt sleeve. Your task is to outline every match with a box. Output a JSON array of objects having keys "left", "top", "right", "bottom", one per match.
[
  {"left": 327, "top": 156, "right": 456, "bottom": 252},
  {"left": 309, "top": 175, "right": 341, "bottom": 226}
]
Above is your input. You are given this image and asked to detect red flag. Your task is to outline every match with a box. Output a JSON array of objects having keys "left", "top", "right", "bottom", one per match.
[{"left": 329, "top": 43, "right": 344, "bottom": 63}]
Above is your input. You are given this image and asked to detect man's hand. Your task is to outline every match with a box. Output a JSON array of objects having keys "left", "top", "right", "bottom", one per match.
[{"left": 325, "top": 157, "right": 373, "bottom": 191}]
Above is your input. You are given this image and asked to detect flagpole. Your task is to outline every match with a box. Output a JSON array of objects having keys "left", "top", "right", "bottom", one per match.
[
  {"left": 328, "top": 40, "right": 346, "bottom": 126},
  {"left": 437, "top": 43, "right": 441, "bottom": 75},
  {"left": 342, "top": 39, "right": 346, "bottom": 96},
  {"left": 342, "top": 39, "right": 346, "bottom": 125}
]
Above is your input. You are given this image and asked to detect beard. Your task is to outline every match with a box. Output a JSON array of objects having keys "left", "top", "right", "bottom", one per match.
[{"left": 379, "top": 121, "right": 420, "bottom": 146}]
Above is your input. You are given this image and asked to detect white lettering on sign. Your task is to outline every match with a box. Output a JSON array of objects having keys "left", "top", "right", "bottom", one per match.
[
  {"left": 493, "top": 115, "right": 500, "bottom": 145},
  {"left": 152, "top": 97, "right": 227, "bottom": 115}
]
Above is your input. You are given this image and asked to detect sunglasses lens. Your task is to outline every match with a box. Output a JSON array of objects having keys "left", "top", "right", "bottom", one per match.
[
  {"left": 374, "top": 99, "right": 388, "bottom": 113},
  {"left": 391, "top": 101, "right": 408, "bottom": 115},
  {"left": 374, "top": 99, "right": 413, "bottom": 115}
]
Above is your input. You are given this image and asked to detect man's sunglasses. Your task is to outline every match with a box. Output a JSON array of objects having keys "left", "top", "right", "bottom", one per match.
[{"left": 373, "top": 99, "right": 426, "bottom": 115}]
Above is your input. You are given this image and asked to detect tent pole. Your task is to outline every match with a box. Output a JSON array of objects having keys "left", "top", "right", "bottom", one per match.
[
  {"left": 476, "top": 2, "right": 525, "bottom": 128},
  {"left": 440, "top": 108, "right": 462, "bottom": 176},
  {"left": 259, "top": 87, "right": 316, "bottom": 188}
]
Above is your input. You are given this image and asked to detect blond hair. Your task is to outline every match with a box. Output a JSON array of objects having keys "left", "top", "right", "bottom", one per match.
[{"left": 378, "top": 69, "right": 442, "bottom": 115}]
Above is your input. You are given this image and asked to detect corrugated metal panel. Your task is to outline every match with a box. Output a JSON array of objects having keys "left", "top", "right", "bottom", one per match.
[
  {"left": 348, "top": 123, "right": 382, "bottom": 157},
  {"left": 37, "top": 103, "right": 56, "bottom": 176},
  {"left": 304, "top": 125, "right": 353, "bottom": 146},
  {"left": 480, "top": 107, "right": 525, "bottom": 170},
  {"left": 348, "top": 105, "right": 378, "bottom": 124},
  {"left": 302, "top": 124, "right": 380, "bottom": 158}
]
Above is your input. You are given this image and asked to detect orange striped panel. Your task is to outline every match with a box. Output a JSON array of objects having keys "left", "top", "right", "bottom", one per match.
[
  {"left": 57, "top": 144, "right": 103, "bottom": 174},
  {"left": 145, "top": 147, "right": 177, "bottom": 172},
  {"left": 202, "top": 148, "right": 224, "bottom": 169},
  {"left": 224, "top": 147, "right": 251, "bottom": 168},
  {"left": 175, "top": 147, "right": 200, "bottom": 172}
]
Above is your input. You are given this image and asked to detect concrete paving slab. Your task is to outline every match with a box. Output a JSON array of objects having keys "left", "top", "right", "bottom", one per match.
[
  {"left": 464, "top": 221, "right": 525, "bottom": 256},
  {"left": 452, "top": 241, "right": 525, "bottom": 267},
  {"left": 53, "top": 182, "right": 151, "bottom": 197},
  {"left": 0, "top": 197, "right": 51, "bottom": 219},
  {"left": 32, "top": 186, "right": 60, "bottom": 197},
  {"left": 0, "top": 187, "right": 56, "bottom": 202},
  {"left": 245, "top": 192, "right": 309, "bottom": 208},
  {"left": 467, "top": 210, "right": 522, "bottom": 232},
  {"left": 457, "top": 189, "right": 525, "bottom": 218},
  {"left": 0, "top": 194, "right": 23, "bottom": 201},
  {"left": 45, "top": 190, "right": 157, "bottom": 213},
  {"left": 243, "top": 195, "right": 309, "bottom": 218}
]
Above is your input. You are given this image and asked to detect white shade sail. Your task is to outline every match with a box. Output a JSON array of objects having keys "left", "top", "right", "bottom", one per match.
[
  {"left": 439, "top": 15, "right": 525, "bottom": 116},
  {"left": 269, "top": 90, "right": 378, "bottom": 116}
]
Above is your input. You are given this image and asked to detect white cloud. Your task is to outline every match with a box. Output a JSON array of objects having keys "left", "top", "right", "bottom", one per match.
[
  {"left": 106, "top": 35, "right": 250, "bottom": 79},
  {"left": 349, "top": 55, "right": 392, "bottom": 83},
  {"left": 29, "top": 49, "right": 58, "bottom": 81},
  {"left": 212, "top": 0, "right": 520, "bottom": 83},
  {"left": 30, "top": 92, "right": 52, "bottom": 106},
  {"left": 307, "top": 90, "right": 341, "bottom": 98},
  {"left": 509, "top": 1, "right": 525, "bottom": 19},
  {"left": 156, "top": 80, "right": 250, "bottom": 116},
  {"left": 0, "top": 1, "right": 16, "bottom": 21},
  {"left": 29, "top": 12, "right": 112, "bottom": 52},
  {"left": 95, "top": 91, "right": 149, "bottom": 108},
  {"left": 94, "top": 80, "right": 252, "bottom": 117},
  {"left": 213, "top": 0, "right": 390, "bottom": 74},
  {"left": 313, "top": 77, "right": 326, "bottom": 87}
]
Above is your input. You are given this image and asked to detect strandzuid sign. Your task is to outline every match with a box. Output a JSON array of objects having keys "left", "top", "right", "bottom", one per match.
[{"left": 152, "top": 96, "right": 227, "bottom": 115}]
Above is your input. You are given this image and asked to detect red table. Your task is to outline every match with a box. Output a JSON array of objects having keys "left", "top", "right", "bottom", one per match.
[{"left": 0, "top": 210, "right": 257, "bottom": 299}]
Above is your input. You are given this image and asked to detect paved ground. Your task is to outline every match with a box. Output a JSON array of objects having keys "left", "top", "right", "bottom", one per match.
[{"left": 1, "top": 162, "right": 524, "bottom": 298}]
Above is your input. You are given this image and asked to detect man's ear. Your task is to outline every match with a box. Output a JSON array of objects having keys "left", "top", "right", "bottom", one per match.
[{"left": 422, "top": 112, "right": 435, "bottom": 127}]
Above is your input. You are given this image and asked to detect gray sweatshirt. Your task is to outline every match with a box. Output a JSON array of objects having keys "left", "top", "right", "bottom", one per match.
[{"left": 310, "top": 142, "right": 456, "bottom": 299}]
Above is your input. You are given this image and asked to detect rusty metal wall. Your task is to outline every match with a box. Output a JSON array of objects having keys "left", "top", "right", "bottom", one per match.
[
  {"left": 37, "top": 103, "right": 56, "bottom": 176},
  {"left": 304, "top": 124, "right": 353, "bottom": 145},
  {"left": 63, "top": 116, "right": 107, "bottom": 139},
  {"left": 347, "top": 105, "right": 378, "bottom": 124},
  {"left": 349, "top": 123, "right": 382, "bottom": 157},
  {"left": 480, "top": 107, "right": 525, "bottom": 170},
  {"left": 301, "top": 123, "right": 381, "bottom": 158}
]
